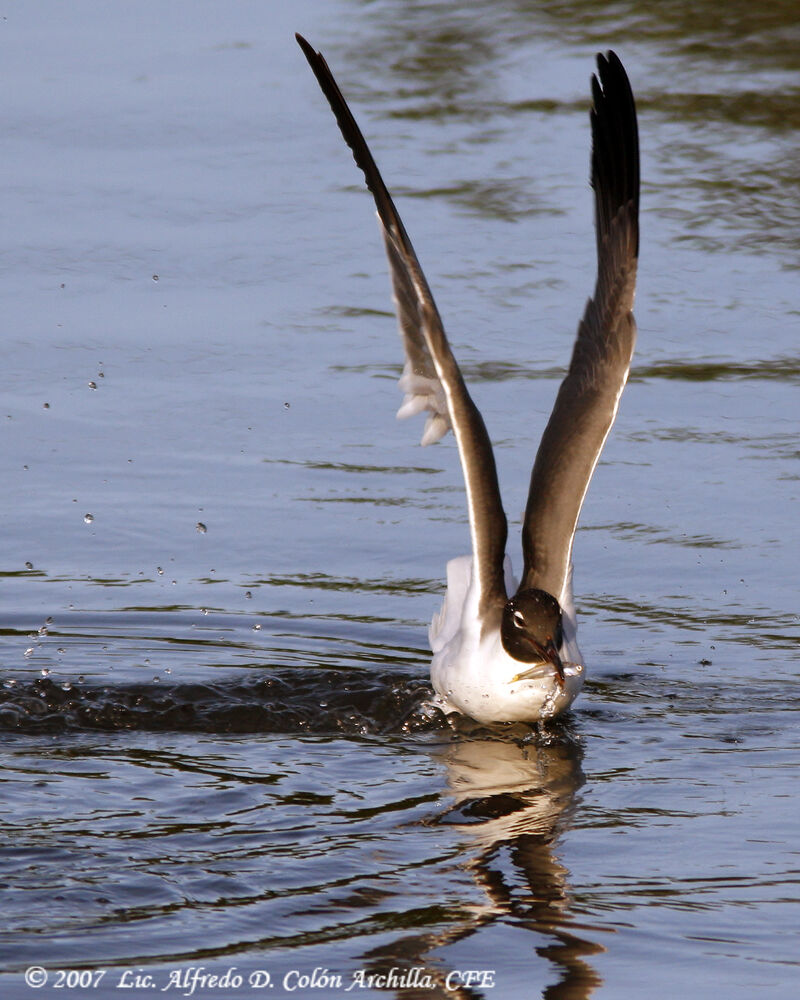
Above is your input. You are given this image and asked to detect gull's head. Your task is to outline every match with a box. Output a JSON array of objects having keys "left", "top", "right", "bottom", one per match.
[{"left": 501, "top": 588, "right": 565, "bottom": 686}]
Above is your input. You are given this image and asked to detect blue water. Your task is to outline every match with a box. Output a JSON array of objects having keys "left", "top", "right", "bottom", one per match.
[{"left": 1, "top": 2, "right": 798, "bottom": 997}]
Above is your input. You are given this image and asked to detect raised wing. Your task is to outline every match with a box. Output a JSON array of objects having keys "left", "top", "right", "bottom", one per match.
[
  {"left": 296, "top": 34, "right": 509, "bottom": 613},
  {"left": 520, "top": 51, "right": 640, "bottom": 605}
]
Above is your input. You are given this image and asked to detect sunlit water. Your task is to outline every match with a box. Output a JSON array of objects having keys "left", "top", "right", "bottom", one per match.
[{"left": 1, "top": 2, "right": 798, "bottom": 998}]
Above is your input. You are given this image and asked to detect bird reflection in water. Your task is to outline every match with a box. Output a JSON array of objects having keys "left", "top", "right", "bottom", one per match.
[{"left": 357, "top": 730, "right": 605, "bottom": 999}]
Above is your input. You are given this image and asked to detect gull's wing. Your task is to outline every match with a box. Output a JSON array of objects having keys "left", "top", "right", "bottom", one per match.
[
  {"left": 296, "top": 34, "right": 509, "bottom": 613},
  {"left": 520, "top": 51, "right": 640, "bottom": 604}
]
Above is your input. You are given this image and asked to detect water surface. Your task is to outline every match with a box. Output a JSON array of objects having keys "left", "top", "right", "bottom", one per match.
[{"left": 1, "top": 1, "right": 798, "bottom": 997}]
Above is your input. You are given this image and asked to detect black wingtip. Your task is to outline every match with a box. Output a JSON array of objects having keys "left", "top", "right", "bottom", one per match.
[
  {"left": 295, "top": 30, "right": 409, "bottom": 245},
  {"left": 590, "top": 49, "right": 640, "bottom": 259},
  {"left": 295, "top": 33, "right": 314, "bottom": 59},
  {"left": 296, "top": 32, "right": 330, "bottom": 86}
]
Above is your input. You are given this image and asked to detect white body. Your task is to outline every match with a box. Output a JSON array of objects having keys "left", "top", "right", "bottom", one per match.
[{"left": 430, "top": 555, "right": 584, "bottom": 724}]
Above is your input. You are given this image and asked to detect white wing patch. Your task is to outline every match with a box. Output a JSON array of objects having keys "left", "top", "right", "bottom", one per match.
[{"left": 396, "top": 361, "right": 451, "bottom": 445}]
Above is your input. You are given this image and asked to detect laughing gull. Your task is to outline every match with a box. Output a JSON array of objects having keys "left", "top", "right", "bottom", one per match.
[{"left": 297, "top": 35, "right": 639, "bottom": 723}]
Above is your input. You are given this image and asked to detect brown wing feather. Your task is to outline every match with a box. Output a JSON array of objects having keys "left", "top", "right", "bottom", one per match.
[
  {"left": 296, "top": 34, "right": 509, "bottom": 613},
  {"left": 521, "top": 51, "right": 640, "bottom": 603}
]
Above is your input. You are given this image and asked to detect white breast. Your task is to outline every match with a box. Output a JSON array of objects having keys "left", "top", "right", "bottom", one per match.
[{"left": 429, "top": 555, "right": 584, "bottom": 724}]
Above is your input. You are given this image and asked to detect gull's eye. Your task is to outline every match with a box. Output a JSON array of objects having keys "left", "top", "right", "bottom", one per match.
[{"left": 513, "top": 610, "right": 525, "bottom": 628}]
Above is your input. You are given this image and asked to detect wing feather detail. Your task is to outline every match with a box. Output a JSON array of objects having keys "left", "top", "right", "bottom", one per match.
[
  {"left": 297, "top": 34, "right": 509, "bottom": 612},
  {"left": 520, "top": 51, "right": 640, "bottom": 604}
]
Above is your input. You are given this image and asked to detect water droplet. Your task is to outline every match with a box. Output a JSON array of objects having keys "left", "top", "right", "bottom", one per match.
[
  {"left": 157, "top": 566, "right": 164, "bottom": 575},
  {"left": 25, "top": 561, "right": 33, "bottom": 570},
  {"left": 57, "top": 647, "right": 65, "bottom": 654},
  {"left": 252, "top": 623, "right": 262, "bottom": 631},
  {"left": 61, "top": 681, "right": 72, "bottom": 691},
  {"left": 40, "top": 668, "right": 50, "bottom": 677},
  {"left": 540, "top": 687, "right": 559, "bottom": 720},
  {"left": 77, "top": 675, "right": 85, "bottom": 683},
  {"left": 152, "top": 675, "right": 160, "bottom": 683},
  {"left": 152, "top": 274, "right": 159, "bottom": 282},
  {"left": 284, "top": 402, "right": 290, "bottom": 409},
  {"left": 45, "top": 617, "right": 53, "bottom": 625},
  {"left": 202, "top": 608, "right": 209, "bottom": 615},
  {"left": 24, "top": 647, "right": 34, "bottom": 657},
  {"left": 245, "top": 591, "right": 252, "bottom": 599},
  {"left": 37, "top": 626, "right": 48, "bottom": 636},
  {"left": 88, "top": 381, "right": 97, "bottom": 390},
  {"left": 84, "top": 513, "right": 94, "bottom": 524},
  {"left": 196, "top": 521, "right": 207, "bottom": 534},
  {"left": 43, "top": 402, "right": 50, "bottom": 409},
  {"left": 164, "top": 667, "right": 172, "bottom": 675}
]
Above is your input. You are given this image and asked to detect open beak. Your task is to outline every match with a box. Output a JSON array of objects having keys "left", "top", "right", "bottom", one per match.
[
  {"left": 541, "top": 638, "right": 565, "bottom": 687},
  {"left": 511, "top": 639, "right": 565, "bottom": 687}
]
